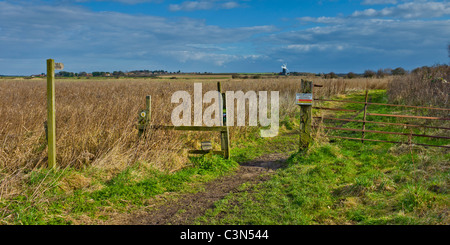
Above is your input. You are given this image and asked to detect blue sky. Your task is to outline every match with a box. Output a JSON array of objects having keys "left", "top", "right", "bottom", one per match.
[{"left": 0, "top": 0, "right": 449, "bottom": 75}]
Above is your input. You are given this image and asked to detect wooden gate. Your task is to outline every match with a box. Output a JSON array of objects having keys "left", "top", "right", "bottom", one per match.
[{"left": 312, "top": 90, "right": 450, "bottom": 149}]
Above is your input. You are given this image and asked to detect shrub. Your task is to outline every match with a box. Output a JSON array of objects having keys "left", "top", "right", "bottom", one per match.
[
  {"left": 346, "top": 72, "right": 357, "bottom": 79},
  {"left": 363, "top": 70, "right": 376, "bottom": 78}
]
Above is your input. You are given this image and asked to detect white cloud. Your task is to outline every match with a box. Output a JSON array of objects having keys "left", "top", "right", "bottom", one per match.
[
  {"left": 169, "top": 0, "right": 241, "bottom": 11},
  {"left": 361, "top": 0, "right": 397, "bottom": 5},
  {"left": 353, "top": 1, "right": 450, "bottom": 19}
]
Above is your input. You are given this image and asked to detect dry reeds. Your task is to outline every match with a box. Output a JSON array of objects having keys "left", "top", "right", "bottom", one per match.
[
  {"left": 0, "top": 76, "right": 388, "bottom": 199},
  {"left": 387, "top": 65, "right": 449, "bottom": 116}
]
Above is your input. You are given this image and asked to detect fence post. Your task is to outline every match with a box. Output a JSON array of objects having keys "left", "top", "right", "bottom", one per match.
[
  {"left": 138, "top": 95, "right": 151, "bottom": 137},
  {"left": 362, "top": 90, "right": 369, "bottom": 143},
  {"left": 46, "top": 59, "right": 56, "bottom": 168},
  {"left": 299, "top": 79, "right": 313, "bottom": 149},
  {"left": 146, "top": 95, "right": 152, "bottom": 124},
  {"left": 218, "top": 82, "right": 230, "bottom": 159}
]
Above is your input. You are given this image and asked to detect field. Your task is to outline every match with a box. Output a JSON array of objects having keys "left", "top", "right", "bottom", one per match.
[{"left": 0, "top": 73, "right": 448, "bottom": 225}]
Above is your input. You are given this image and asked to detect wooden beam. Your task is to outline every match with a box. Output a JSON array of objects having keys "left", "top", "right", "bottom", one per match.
[{"left": 188, "top": 150, "right": 224, "bottom": 155}]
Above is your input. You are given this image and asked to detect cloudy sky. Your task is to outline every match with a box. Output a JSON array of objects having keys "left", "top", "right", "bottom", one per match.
[{"left": 0, "top": 0, "right": 449, "bottom": 75}]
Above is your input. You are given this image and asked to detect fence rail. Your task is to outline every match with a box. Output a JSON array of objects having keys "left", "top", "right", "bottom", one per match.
[
  {"left": 314, "top": 98, "right": 450, "bottom": 111},
  {"left": 315, "top": 126, "right": 450, "bottom": 139},
  {"left": 326, "top": 135, "right": 450, "bottom": 149},
  {"left": 315, "top": 116, "right": 450, "bottom": 130}
]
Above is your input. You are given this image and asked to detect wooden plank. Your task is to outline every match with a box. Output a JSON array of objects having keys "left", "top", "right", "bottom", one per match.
[
  {"left": 46, "top": 59, "right": 56, "bottom": 169},
  {"left": 367, "top": 113, "right": 450, "bottom": 121},
  {"left": 188, "top": 150, "right": 225, "bottom": 155},
  {"left": 328, "top": 135, "right": 450, "bottom": 149},
  {"left": 314, "top": 117, "right": 450, "bottom": 130},
  {"left": 314, "top": 99, "right": 450, "bottom": 111}
]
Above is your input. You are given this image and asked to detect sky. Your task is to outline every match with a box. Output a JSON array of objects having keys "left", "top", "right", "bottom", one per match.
[{"left": 0, "top": 0, "right": 449, "bottom": 75}]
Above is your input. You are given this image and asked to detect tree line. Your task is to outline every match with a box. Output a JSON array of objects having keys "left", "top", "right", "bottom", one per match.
[{"left": 55, "top": 70, "right": 174, "bottom": 77}]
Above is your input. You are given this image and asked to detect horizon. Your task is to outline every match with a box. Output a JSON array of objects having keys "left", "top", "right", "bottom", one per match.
[{"left": 0, "top": 0, "right": 449, "bottom": 76}]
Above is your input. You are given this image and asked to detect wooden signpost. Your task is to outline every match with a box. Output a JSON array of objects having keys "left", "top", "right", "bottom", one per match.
[
  {"left": 297, "top": 79, "right": 313, "bottom": 150},
  {"left": 46, "top": 59, "right": 64, "bottom": 168}
]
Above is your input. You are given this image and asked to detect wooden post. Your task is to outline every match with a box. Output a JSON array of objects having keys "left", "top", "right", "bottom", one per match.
[
  {"left": 299, "top": 79, "right": 313, "bottom": 149},
  {"left": 218, "top": 82, "right": 230, "bottom": 159},
  {"left": 362, "top": 90, "right": 369, "bottom": 143},
  {"left": 146, "top": 95, "right": 151, "bottom": 124},
  {"left": 46, "top": 59, "right": 56, "bottom": 168}
]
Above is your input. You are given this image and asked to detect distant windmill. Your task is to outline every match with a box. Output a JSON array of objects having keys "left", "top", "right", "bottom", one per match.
[{"left": 281, "top": 64, "right": 288, "bottom": 75}]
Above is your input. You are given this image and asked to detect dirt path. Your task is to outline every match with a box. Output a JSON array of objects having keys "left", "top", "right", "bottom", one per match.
[{"left": 106, "top": 153, "right": 289, "bottom": 225}]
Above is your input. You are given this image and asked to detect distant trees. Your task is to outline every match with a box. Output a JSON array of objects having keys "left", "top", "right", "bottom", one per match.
[
  {"left": 363, "top": 70, "right": 376, "bottom": 78},
  {"left": 324, "top": 72, "right": 338, "bottom": 79},
  {"left": 346, "top": 72, "right": 358, "bottom": 79},
  {"left": 56, "top": 71, "right": 75, "bottom": 77},
  {"left": 112, "top": 71, "right": 125, "bottom": 77},
  {"left": 376, "top": 68, "right": 392, "bottom": 78},
  {"left": 92, "top": 71, "right": 106, "bottom": 77},
  {"left": 391, "top": 67, "right": 407, "bottom": 76}
]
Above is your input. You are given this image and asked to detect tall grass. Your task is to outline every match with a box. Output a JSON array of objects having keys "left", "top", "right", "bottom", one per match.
[{"left": 0, "top": 76, "right": 389, "bottom": 200}]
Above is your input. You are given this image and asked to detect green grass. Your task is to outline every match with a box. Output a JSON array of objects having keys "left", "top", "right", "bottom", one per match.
[
  {"left": 0, "top": 124, "right": 298, "bottom": 225},
  {"left": 195, "top": 90, "right": 449, "bottom": 225},
  {"left": 0, "top": 154, "right": 239, "bottom": 224}
]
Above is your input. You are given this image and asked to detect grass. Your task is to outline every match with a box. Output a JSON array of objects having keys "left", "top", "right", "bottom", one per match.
[
  {"left": 195, "top": 90, "right": 449, "bottom": 225},
  {"left": 0, "top": 124, "right": 300, "bottom": 225},
  {"left": 0, "top": 154, "right": 239, "bottom": 224}
]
